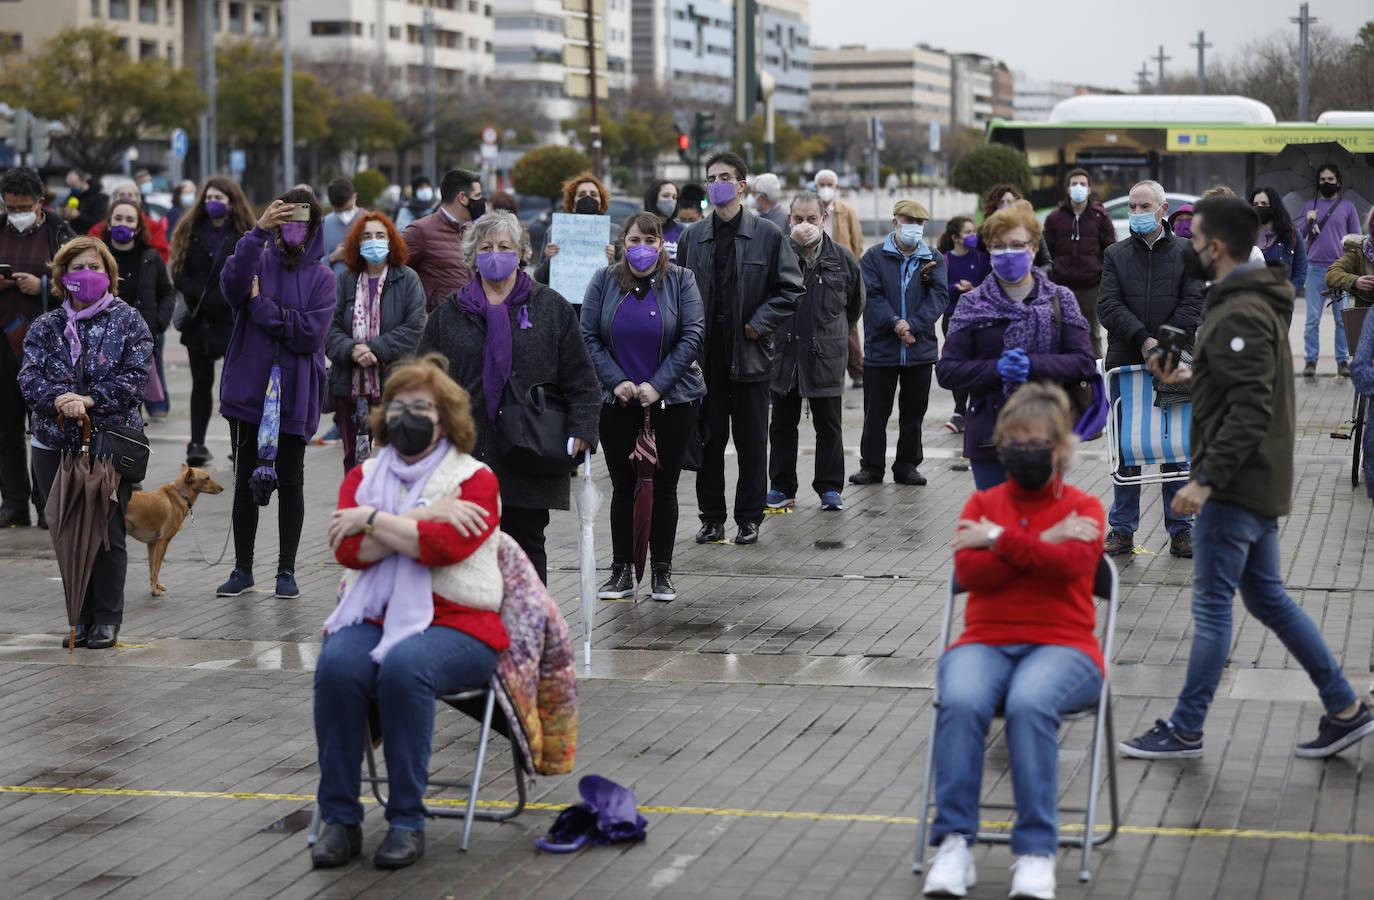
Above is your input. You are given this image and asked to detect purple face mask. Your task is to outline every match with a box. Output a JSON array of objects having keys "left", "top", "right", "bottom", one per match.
[
  {"left": 625, "top": 244, "right": 660, "bottom": 273},
  {"left": 280, "top": 222, "right": 308, "bottom": 247},
  {"left": 708, "top": 181, "right": 737, "bottom": 206},
  {"left": 962, "top": 233, "right": 979, "bottom": 250},
  {"left": 476, "top": 251, "right": 520, "bottom": 282},
  {"left": 1172, "top": 217, "right": 1193, "bottom": 239},
  {"left": 204, "top": 199, "right": 228, "bottom": 219},
  {"left": 63, "top": 269, "right": 110, "bottom": 304},
  {"left": 990, "top": 249, "right": 1033, "bottom": 284},
  {"left": 110, "top": 224, "right": 137, "bottom": 244}
]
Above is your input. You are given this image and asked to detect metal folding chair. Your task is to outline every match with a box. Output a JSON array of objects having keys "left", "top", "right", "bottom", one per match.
[
  {"left": 307, "top": 681, "right": 528, "bottom": 852},
  {"left": 1104, "top": 364, "right": 1191, "bottom": 487},
  {"left": 912, "top": 556, "right": 1121, "bottom": 883}
]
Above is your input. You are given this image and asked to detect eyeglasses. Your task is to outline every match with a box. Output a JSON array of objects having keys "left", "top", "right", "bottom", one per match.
[
  {"left": 988, "top": 242, "right": 1032, "bottom": 253},
  {"left": 999, "top": 439, "right": 1053, "bottom": 452},
  {"left": 386, "top": 399, "right": 437, "bottom": 417}
]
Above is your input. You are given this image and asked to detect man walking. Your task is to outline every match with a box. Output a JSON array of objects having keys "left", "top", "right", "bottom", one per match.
[
  {"left": 404, "top": 168, "right": 483, "bottom": 313},
  {"left": 676, "top": 152, "right": 803, "bottom": 545},
  {"left": 766, "top": 192, "right": 864, "bottom": 513},
  {"left": 850, "top": 200, "right": 946, "bottom": 487},
  {"left": 1098, "top": 179, "right": 1204, "bottom": 558},
  {"left": 751, "top": 173, "right": 789, "bottom": 233},
  {"left": 1121, "top": 196, "right": 1373, "bottom": 760},
  {"left": 814, "top": 168, "right": 867, "bottom": 389},
  {"left": 1043, "top": 168, "right": 1115, "bottom": 357}
]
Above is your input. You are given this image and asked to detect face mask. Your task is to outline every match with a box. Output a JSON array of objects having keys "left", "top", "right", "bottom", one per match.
[
  {"left": 110, "top": 224, "right": 137, "bottom": 244},
  {"left": 1254, "top": 206, "right": 1274, "bottom": 226},
  {"left": 1129, "top": 211, "right": 1159, "bottom": 236},
  {"left": 360, "top": 238, "right": 389, "bottom": 265},
  {"left": 998, "top": 445, "right": 1056, "bottom": 491},
  {"left": 625, "top": 244, "right": 661, "bottom": 274},
  {"left": 1318, "top": 182, "right": 1338, "bottom": 198},
  {"left": 575, "top": 196, "right": 601, "bottom": 215},
  {"left": 280, "top": 222, "right": 308, "bottom": 247},
  {"left": 1172, "top": 217, "right": 1192, "bottom": 239},
  {"left": 708, "top": 181, "right": 737, "bottom": 206},
  {"left": 388, "top": 412, "right": 436, "bottom": 457},
  {"left": 465, "top": 196, "right": 487, "bottom": 219},
  {"left": 791, "top": 223, "right": 822, "bottom": 248},
  {"left": 415, "top": 187, "right": 434, "bottom": 203},
  {"left": 476, "top": 250, "right": 519, "bottom": 282},
  {"left": 63, "top": 269, "right": 110, "bottom": 304},
  {"left": 1068, "top": 184, "right": 1090, "bottom": 204},
  {"left": 742, "top": 194, "right": 757, "bottom": 210},
  {"left": 205, "top": 199, "right": 228, "bottom": 219},
  {"left": 7, "top": 211, "right": 37, "bottom": 233},
  {"left": 338, "top": 207, "right": 359, "bottom": 224},
  {"left": 817, "top": 186, "right": 836, "bottom": 204},
  {"left": 897, "top": 223, "right": 924, "bottom": 246},
  {"left": 657, "top": 199, "right": 677, "bottom": 218},
  {"left": 961, "top": 233, "right": 979, "bottom": 250},
  {"left": 139, "top": 181, "right": 153, "bottom": 195},
  {"left": 180, "top": 191, "right": 195, "bottom": 208},
  {"left": 1183, "top": 242, "right": 1215, "bottom": 283},
  {"left": 990, "top": 249, "right": 1033, "bottom": 283}
]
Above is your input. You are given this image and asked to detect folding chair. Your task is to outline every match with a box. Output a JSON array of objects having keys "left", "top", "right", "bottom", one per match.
[
  {"left": 1104, "top": 364, "right": 1191, "bottom": 487},
  {"left": 307, "top": 680, "right": 528, "bottom": 852},
  {"left": 911, "top": 557, "right": 1121, "bottom": 883}
]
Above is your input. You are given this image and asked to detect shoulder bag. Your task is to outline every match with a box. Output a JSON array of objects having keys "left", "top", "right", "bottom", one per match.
[
  {"left": 495, "top": 381, "right": 573, "bottom": 476},
  {"left": 1050, "top": 293, "right": 1107, "bottom": 441}
]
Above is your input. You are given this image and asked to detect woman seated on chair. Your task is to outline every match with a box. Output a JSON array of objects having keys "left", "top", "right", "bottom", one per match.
[
  {"left": 314, "top": 353, "right": 504, "bottom": 872},
  {"left": 923, "top": 383, "right": 1105, "bottom": 900}
]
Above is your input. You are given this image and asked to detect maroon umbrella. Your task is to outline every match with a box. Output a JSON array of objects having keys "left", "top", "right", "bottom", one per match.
[{"left": 627, "top": 407, "right": 659, "bottom": 584}]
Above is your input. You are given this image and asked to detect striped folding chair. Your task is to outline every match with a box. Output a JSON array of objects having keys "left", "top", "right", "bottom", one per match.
[{"left": 1105, "top": 364, "right": 1191, "bottom": 487}]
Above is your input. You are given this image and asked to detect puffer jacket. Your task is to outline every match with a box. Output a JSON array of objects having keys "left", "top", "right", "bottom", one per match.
[
  {"left": 403, "top": 209, "right": 472, "bottom": 313},
  {"left": 1043, "top": 199, "right": 1116, "bottom": 290},
  {"left": 1097, "top": 228, "right": 1205, "bottom": 369},
  {"left": 772, "top": 235, "right": 864, "bottom": 398},
  {"left": 860, "top": 233, "right": 948, "bottom": 367},
  {"left": 581, "top": 263, "right": 706, "bottom": 406}
]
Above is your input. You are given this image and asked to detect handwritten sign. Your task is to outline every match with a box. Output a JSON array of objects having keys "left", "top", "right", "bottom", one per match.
[{"left": 549, "top": 213, "right": 611, "bottom": 305}]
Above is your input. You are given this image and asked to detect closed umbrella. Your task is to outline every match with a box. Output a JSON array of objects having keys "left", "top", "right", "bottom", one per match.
[
  {"left": 249, "top": 352, "right": 282, "bottom": 507},
  {"left": 627, "top": 407, "right": 658, "bottom": 585},
  {"left": 353, "top": 397, "right": 372, "bottom": 465},
  {"left": 573, "top": 448, "right": 602, "bottom": 671}
]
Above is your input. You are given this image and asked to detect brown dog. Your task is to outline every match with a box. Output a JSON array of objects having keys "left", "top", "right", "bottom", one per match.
[{"left": 125, "top": 464, "right": 225, "bottom": 596}]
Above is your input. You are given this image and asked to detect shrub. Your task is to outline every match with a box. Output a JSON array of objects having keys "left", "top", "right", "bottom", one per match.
[
  {"left": 353, "top": 169, "right": 388, "bottom": 209},
  {"left": 948, "top": 144, "right": 1032, "bottom": 199},
  {"left": 512, "top": 146, "right": 592, "bottom": 201}
]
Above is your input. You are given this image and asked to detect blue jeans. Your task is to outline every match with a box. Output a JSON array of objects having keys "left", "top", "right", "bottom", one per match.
[
  {"left": 314, "top": 623, "right": 499, "bottom": 830},
  {"left": 146, "top": 332, "right": 169, "bottom": 415},
  {"left": 1303, "top": 269, "right": 1348, "bottom": 365},
  {"left": 1108, "top": 464, "right": 1191, "bottom": 537},
  {"left": 932, "top": 643, "right": 1102, "bottom": 856},
  {"left": 970, "top": 459, "right": 1005, "bottom": 490},
  {"left": 1169, "top": 501, "right": 1356, "bottom": 735}
]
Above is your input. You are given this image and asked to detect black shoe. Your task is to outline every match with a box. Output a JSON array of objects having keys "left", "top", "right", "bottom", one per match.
[
  {"left": 1303, "top": 362, "right": 1317, "bottom": 378},
  {"left": 650, "top": 564, "right": 677, "bottom": 602},
  {"left": 62, "top": 624, "right": 90, "bottom": 649},
  {"left": 274, "top": 570, "right": 301, "bottom": 599},
  {"left": 734, "top": 522, "right": 760, "bottom": 545},
  {"left": 598, "top": 563, "right": 635, "bottom": 599},
  {"left": 186, "top": 442, "right": 213, "bottom": 467},
  {"left": 848, "top": 469, "right": 882, "bottom": 485},
  {"left": 35, "top": 510, "right": 46, "bottom": 530},
  {"left": 893, "top": 466, "right": 928, "bottom": 486},
  {"left": 1295, "top": 703, "right": 1374, "bottom": 758},
  {"left": 1338, "top": 360, "right": 1352, "bottom": 379},
  {"left": 0, "top": 508, "right": 31, "bottom": 528},
  {"left": 86, "top": 625, "right": 119, "bottom": 650},
  {"left": 374, "top": 827, "right": 424, "bottom": 869},
  {"left": 1169, "top": 530, "right": 1194, "bottom": 558},
  {"left": 311, "top": 822, "right": 363, "bottom": 869},
  {"left": 695, "top": 522, "right": 725, "bottom": 544},
  {"left": 1119, "top": 719, "right": 1203, "bottom": 759}
]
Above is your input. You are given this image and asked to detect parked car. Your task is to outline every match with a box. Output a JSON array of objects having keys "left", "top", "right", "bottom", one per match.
[{"left": 1035, "top": 192, "right": 1198, "bottom": 242}]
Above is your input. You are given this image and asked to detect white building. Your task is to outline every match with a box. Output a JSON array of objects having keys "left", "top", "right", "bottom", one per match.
[
  {"left": 1014, "top": 74, "right": 1083, "bottom": 122},
  {"left": 759, "top": 0, "right": 810, "bottom": 118},
  {"left": 811, "top": 44, "right": 953, "bottom": 129},
  {"left": 631, "top": 0, "right": 734, "bottom": 105}
]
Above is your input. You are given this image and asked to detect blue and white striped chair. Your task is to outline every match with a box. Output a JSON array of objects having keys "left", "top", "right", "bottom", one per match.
[{"left": 1104, "top": 364, "right": 1191, "bottom": 486}]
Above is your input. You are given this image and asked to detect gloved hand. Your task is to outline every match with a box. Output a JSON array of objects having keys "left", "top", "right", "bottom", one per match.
[{"left": 996, "top": 347, "right": 1031, "bottom": 383}]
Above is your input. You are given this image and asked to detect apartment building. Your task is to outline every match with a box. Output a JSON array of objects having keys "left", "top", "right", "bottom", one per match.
[{"left": 811, "top": 44, "right": 953, "bottom": 131}]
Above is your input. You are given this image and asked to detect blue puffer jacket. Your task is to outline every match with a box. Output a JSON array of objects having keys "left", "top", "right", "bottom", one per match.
[
  {"left": 860, "top": 233, "right": 949, "bottom": 367},
  {"left": 18, "top": 297, "right": 153, "bottom": 452}
]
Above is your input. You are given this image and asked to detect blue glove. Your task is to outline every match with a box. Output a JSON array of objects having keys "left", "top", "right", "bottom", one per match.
[{"left": 996, "top": 348, "right": 1031, "bottom": 383}]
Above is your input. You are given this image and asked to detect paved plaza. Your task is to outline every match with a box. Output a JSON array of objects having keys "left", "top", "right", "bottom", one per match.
[{"left": 0, "top": 318, "right": 1371, "bottom": 900}]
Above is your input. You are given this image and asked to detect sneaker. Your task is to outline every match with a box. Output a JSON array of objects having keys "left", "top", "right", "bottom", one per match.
[
  {"left": 1169, "top": 530, "right": 1193, "bottom": 558},
  {"left": 313, "top": 424, "right": 342, "bottom": 446},
  {"left": 820, "top": 491, "right": 844, "bottom": 511},
  {"left": 944, "top": 413, "right": 965, "bottom": 434},
  {"left": 922, "top": 833, "right": 976, "bottom": 898},
  {"left": 650, "top": 565, "right": 677, "bottom": 602},
  {"left": 215, "top": 568, "right": 255, "bottom": 597},
  {"left": 765, "top": 489, "right": 795, "bottom": 510},
  {"left": 1119, "top": 719, "right": 1203, "bottom": 759},
  {"left": 1338, "top": 360, "right": 1352, "bottom": 378},
  {"left": 598, "top": 563, "right": 634, "bottom": 599},
  {"left": 848, "top": 469, "right": 882, "bottom": 485},
  {"left": 1009, "top": 854, "right": 1057, "bottom": 899},
  {"left": 1294, "top": 703, "right": 1374, "bottom": 758},
  {"left": 1303, "top": 362, "right": 1317, "bottom": 378},
  {"left": 274, "top": 570, "right": 301, "bottom": 599},
  {"left": 185, "top": 442, "right": 213, "bottom": 467},
  {"left": 1103, "top": 530, "right": 1134, "bottom": 556},
  {"left": 894, "top": 466, "right": 928, "bottom": 486},
  {"left": 695, "top": 522, "right": 725, "bottom": 544}
]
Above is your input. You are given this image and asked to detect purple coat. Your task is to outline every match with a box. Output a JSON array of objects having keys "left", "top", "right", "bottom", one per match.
[
  {"left": 218, "top": 224, "right": 335, "bottom": 438},
  {"left": 936, "top": 274, "right": 1096, "bottom": 460}
]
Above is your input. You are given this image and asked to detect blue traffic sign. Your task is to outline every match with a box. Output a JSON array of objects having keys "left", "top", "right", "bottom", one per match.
[
  {"left": 171, "top": 128, "right": 189, "bottom": 160},
  {"left": 229, "top": 149, "right": 246, "bottom": 174}
]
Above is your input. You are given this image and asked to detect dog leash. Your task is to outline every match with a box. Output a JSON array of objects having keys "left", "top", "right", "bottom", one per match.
[{"left": 185, "top": 419, "right": 237, "bottom": 567}]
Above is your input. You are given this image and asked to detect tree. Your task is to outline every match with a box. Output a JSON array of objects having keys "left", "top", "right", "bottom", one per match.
[
  {"left": 352, "top": 169, "right": 388, "bottom": 209},
  {"left": 328, "top": 94, "right": 411, "bottom": 172},
  {"left": 512, "top": 146, "right": 591, "bottom": 201},
  {"left": 730, "top": 115, "right": 829, "bottom": 168},
  {"left": 0, "top": 26, "right": 203, "bottom": 174},
  {"left": 949, "top": 144, "right": 1031, "bottom": 198},
  {"left": 567, "top": 106, "right": 675, "bottom": 186}
]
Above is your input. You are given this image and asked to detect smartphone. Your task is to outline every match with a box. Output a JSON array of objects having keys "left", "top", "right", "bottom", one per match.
[
  {"left": 0, "top": 264, "right": 13, "bottom": 279},
  {"left": 1155, "top": 324, "right": 1189, "bottom": 373},
  {"left": 287, "top": 203, "right": 312, "bottom": 222}
]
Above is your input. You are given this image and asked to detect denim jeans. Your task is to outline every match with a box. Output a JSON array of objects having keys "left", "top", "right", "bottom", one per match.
[
  {"left": 314, "top": 623, "right": 499, "bottom": 830},
  {"left": 1108, "top": 465, "right": 1191, "bottom": 537},
  {"left": 931, "top": 643, "right": 1102, "bottom": 856},
  {"left": 1169, "top": 501, "right": 1357, "bottom": 735},
  {"left": 146, "top": 332, "right": 169, "bottom": 415},
  {"left": 970, "top": 459, "right": 1005, "bottom": 491},
  {"left": 1303, "top": 270, "right": 1348, "bottom": 365}
]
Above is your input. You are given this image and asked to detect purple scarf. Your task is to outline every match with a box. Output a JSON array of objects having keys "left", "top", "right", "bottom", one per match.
[
  {"left": 60, "top": 292, "right": 115, "bottom": 364},
  {"left": 456, "top": 271, "right": 534, "bottom": 422},
  {"left": 947, "top": 269, "right": 1088, "bottom": 392}
]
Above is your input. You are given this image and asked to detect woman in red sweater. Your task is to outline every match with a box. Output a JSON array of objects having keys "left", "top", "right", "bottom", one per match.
[
  {"left": 313, "top": 354, "right": 505, "bottom": 872},
  {"left": 922, "top": 383, "right": 1105, "bottom": 900}
]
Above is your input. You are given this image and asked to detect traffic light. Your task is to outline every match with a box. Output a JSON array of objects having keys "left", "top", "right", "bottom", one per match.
[
  {"left": 694, "top": 111, "right": 716, "bottom": 152},
  {"left": 674, "top": 122, "right": 691, "bottom": 164}
]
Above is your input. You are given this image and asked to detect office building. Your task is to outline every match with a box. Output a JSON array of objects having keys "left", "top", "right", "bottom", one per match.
[
  {"left": 811, "top": 44, "right": 953, "bottom": 130},
  {"left": 630, "top": 0, "right": 734, "bottom": 105},
  {"left": 758, "top": 0, "right": 810, "bottom": 118}
]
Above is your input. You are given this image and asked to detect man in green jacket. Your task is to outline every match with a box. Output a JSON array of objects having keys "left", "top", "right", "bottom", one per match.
[{"left": 1121, "top": 196, "right": 1373, "bottom": 761}]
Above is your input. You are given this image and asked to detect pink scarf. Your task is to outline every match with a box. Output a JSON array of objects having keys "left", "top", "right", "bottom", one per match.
[
  {"left": 60, "top": 292, "right": 115, "bottom": 364},
  {"left": 351, "top": 269, "right": 384, "bottom": 401}
]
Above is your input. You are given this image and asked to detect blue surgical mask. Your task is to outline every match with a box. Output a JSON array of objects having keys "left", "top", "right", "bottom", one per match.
[
  {"left": 359, "top": 238, "right": 389, "bottom": 264},
  {"left": 1129, "top": 211, "right": 1159, "bottom": 236},
  {"left": 898, "top": 223, "right": 924, "bottom": 246},
  {"left": 1068, "top": 184, "right": 1090, "bottom": 204}
]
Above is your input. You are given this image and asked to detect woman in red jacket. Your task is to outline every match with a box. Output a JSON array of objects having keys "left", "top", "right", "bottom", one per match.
[
  {"left": 314, "top": 354, "right": 504, "bottom": 872},
  {"left": 921, "top": 383, "right": 1105, "bottom": 900}
]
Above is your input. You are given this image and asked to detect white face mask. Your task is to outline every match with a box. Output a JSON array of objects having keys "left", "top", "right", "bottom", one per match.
[
  {"left": 817, "top": 186, "right": 837, "bottom": 204},
  {"left": 338, "top": 207, "right": 359, "bottom": 224},
  {"left": 1068, "top": 184, "right": 1090, "bottom": 204},
  {"left": 415, "top": 187, "right": 434, "bottom": 203},
  {"left": 7, "top": 211, "right": 37, "bottom": 233}
]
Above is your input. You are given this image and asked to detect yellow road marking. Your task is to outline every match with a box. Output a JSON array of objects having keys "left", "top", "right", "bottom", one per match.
[{"left": 0, "top": 784, "right": 1370, "bottom": 845}]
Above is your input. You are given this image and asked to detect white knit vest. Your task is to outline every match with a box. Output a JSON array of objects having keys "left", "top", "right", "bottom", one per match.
[{"left": 339, "top": 449, "right": 504, "bottom": 612}]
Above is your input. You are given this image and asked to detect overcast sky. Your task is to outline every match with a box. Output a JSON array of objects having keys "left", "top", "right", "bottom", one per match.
[{"left": 812, "top": 0, "right": 1372, "bottom": 93}]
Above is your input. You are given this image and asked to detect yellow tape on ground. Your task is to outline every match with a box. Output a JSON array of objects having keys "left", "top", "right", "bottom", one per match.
[{"left": 0, "top": 784, "right": 1369, "bottom": 845}]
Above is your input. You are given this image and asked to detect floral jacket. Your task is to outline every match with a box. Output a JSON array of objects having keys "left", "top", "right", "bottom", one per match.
[{"left": 18, "top": 298, "right": 153, "bottom": 452}]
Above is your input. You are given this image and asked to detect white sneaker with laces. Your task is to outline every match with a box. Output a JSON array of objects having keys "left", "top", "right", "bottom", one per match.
[
  {"left": 1009, "top": 854, "right": 1057, "bottom": 899},
  {"left": 923, "top": 834, "right": 976, "bottom": 897}
]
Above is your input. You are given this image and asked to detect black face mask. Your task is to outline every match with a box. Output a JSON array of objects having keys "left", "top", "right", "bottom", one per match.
[
  {"left": 1254, "top": 205, "right": 1275, "bottom": 225},
  {"left": 388, "top": 412, "right": 436, "bottom": 457},
  {"left": 1318, "top": 182, "right": 1339, "bottom": 198},
  {"left": 574, "top": 196, "right": 601, "bottom": 215},
  {"left": 465, "top": 195, "right": 487, "bottom": 219},
  {"left": 998, "top": 445, "right": 1056, "bottom": 491},
  {"left": 1182, "top": 243, "right": 1215, "bottom": 283}
]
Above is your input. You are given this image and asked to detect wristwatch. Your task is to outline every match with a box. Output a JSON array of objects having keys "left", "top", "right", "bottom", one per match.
[
  {"left": 986, "top": 524, "right": 1005, "bottom": 548},
  {"left": 363, "top": 509, "right": 379, "bottom": 535}
]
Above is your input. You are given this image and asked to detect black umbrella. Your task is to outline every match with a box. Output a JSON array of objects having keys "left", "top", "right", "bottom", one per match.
[{"left": 1256, "top": 141, "right": 1374, "bottom": 229}]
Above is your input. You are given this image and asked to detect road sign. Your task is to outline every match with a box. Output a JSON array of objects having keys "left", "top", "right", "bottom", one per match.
[
  {"left": 481, "top": 126, "right": 498, "bottom": 146},
  {"left": 229, "top": 149, "right": 246, "bottom": 175},
  {"left": 171, "top": 128, "right": 189, "bottom": 160},
  {"left": 928, "top": 121, "right": 941, "bottom": 155},
  {"left": 480, "top": 142, "right": 498, "bottom": 163},
  {"left": 869, "top": 116, "right": 885, "bottom": 152}
]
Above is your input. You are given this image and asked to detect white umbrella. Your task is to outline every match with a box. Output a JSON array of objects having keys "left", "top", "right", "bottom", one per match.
[{"left": 574, "top": 448, "right": 602, "bottom": 671}]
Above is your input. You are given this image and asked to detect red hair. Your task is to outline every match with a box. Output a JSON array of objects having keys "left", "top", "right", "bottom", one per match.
[{"left": 342, "top": 211, "right": 408, "bottom": 273}]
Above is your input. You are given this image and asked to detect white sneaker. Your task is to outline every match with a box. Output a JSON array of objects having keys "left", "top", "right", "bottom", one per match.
[
  {"left": 1009, "top": 854, "right": 1057, "bottom": 899},
  {"left": 923, "top": 834, "right": 976, "bottom": 897}
]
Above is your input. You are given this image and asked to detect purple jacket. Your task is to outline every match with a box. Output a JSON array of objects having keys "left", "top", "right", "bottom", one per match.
[
  {"left": 218, "top": 224, "right": 335, "bottom": 437},
  {"left": 1299, "top": 196, "right": 1363, "bottom": 266},
  {"left": 935, "top": 274, "right": 1096, "bottom": 460}
]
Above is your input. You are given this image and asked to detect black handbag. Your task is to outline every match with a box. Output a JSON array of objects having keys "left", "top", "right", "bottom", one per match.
[
  {"left": 495, "top": 381, "right": 572, "bottom": 476},
  {"left": 89, "top": 424, "right": 150, "bottom": 484}
]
